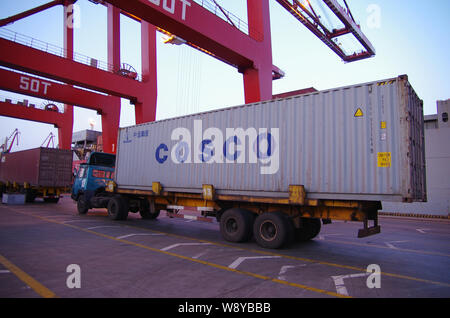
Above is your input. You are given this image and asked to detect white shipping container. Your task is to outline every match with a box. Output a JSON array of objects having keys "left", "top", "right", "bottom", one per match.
[{"left": 115, "top": 75, "right": 426, "bottom": 203}]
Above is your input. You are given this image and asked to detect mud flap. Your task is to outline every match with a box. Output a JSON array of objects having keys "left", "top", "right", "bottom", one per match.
[{"left": 358, "top": 225, "right": 381, "bottom": 238}]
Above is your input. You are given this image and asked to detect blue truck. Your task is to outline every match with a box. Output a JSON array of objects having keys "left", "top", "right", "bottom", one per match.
[{"left": 71, "top": 152, "right": 159, "bottom": 220}]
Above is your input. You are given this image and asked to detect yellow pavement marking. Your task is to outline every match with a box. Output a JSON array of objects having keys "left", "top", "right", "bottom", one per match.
[
  {"left": 6, "top": 208, "right": 348, "bottom": 298},
  {"left": 0, "top": 254, "right": 57, "bottom": 298},
  {"left": 120, "top": 224, "right": 450, "bottom": 288},
  {"left": 7, "top": 206, "right": 450, "bottom": 291}
]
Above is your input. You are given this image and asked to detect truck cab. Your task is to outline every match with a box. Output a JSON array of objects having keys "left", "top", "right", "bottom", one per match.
[{"left": 71, "top": 152, "right": 116, "bottom": 214}]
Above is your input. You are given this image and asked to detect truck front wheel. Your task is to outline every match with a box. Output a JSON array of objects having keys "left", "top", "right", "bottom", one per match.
[
  {"left": 139, "top": 199, "right": 160, "bottom": 220},
  {"left": 107, "top": 196, "right": 129, "bottom": 220},
  {"left": 77, "top": 194, "right": 89, "bottom": 215}
]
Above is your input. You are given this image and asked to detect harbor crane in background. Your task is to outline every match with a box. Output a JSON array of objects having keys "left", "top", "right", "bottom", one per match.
[
  {"left": 0, "top": 0, "right": 374, "bottom": 153},
  {"left": 0, "top": 128, "right": 20, "bottom": 154}
]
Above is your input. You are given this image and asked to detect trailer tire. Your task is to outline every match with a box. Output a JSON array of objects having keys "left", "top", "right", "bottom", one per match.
[
  {"left": 295, "top": 218, "right": 321, "bottom": 242},
  {"left": 77, "top": 194, "right": 89, "bottom": 214},
  {"left": 107, "top": 196, "right": 129, "bottom": 220},
  {"left": 254, "top": 212, "right": 292, "bottom": 249},
  {"left": 23, "top": 189, "right": 36, "bottom": 203},
  {"left": 139, "top": 199, "right": 160, "bottom": 220},
  {"left": 44, "top": 197, "right": 60, "bottom": 204},
  {"left": 220, "top": 208, "right": 254, "bottom": 243}
]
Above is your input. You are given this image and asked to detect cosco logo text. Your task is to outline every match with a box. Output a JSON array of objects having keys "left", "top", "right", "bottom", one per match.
[{"left": 155, "top": 120, "right": 280, "bottom": 175}]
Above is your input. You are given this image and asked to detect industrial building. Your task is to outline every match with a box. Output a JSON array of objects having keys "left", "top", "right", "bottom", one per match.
[{"left": 382, "top": 99, "right": 450, "bottom": 216}]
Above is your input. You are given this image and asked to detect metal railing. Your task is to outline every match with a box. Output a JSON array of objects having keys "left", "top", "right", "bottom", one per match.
[
  {"left": 0, "top": 94, "right": 65, "bottom": 114},
  {"left": 0, "top": 28, "right": 142, "bottom": 81},
  {"left": 193, "top": 0, "right": 263, "bottom": 41}
]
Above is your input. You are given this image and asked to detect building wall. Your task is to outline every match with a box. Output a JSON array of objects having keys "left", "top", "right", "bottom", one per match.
[{"left": 381, "top": 99, "right": 450, "bottom": 216}]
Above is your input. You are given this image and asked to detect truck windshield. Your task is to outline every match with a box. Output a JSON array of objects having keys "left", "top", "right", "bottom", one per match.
[{"left": 89, "top": 153, "right": 116, "bottom": 167}]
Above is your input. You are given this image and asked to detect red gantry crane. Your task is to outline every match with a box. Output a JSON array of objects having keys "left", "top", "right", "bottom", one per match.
[{"left": 0, "top": 0, "right": 374, "bottom": 154}]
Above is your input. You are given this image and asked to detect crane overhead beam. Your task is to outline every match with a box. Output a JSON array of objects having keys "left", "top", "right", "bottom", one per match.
[
  {"left": 0, "top": 38, "right": 144, "bottom": 102},
  {"left": 276, "top": 0, "right": 375, "bottom": 62},
  {"left": 0, "top": 0, "right": 67, "bottom": 27},
  {"left": 101, "top": 0, "right": 261, "bottom": 70},
  {"left": 0, "top": 100, "right": 69, "bottom": 128},
  {"left": 0, "top": 68, "right": 115, "bottom": 112}
]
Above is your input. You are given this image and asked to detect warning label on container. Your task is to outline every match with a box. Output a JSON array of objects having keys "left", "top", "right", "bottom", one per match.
[
  {"left": 354, "top": 108, "right": 364, "bottom": 117},
  {"left": 377, "top": 152, "right": 391, "bottom": 167}
]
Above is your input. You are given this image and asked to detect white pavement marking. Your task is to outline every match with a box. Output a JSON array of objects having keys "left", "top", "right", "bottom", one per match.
[
  {"left": 116, "top": 233, "right": 164, "bottom": 240},
  {"left": 62, "top": 220, "right": 98, "bottom": 224},
  {"left": 0, "top": 270, "right": 11, "bottom": 274},
  {"left": 228, "top": 256, "right": 281, "bottom": 269},
  {"left": 39, "top": 215, "right": 71, "bottom": 218},
  {"left": 86, "top": 225, "right": 122, "bottom": 230},
  {"left": 416, "top": 228, "right": 430, "bottom": 234},
  {"left": 277, "top": 264, "right": 306, "bottom": 281},
  {"left": 317, "top": 234, "right": 344, "bottom": 240},
  {"left": 192, "top": 251, "right": 209, "bottom": 259},
  {"left": 332, "top": 272, "right": 371, "bottom": 296},
  {"left": 160, "top": 243, "right": 212, "bottom": 251},
  {"left": 384, "top": 240, "right": 409, "bottom": 249}
]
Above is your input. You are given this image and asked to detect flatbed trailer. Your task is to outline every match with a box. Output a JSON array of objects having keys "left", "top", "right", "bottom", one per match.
[
  {"left": 106, "top": 182, "right": 380, "bottom": 248},
  {"left": 72, "top": 75, "right": 425, "bottom": 249}
]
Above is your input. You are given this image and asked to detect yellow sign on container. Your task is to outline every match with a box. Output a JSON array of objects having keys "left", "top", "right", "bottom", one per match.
[{"left": 377, "top": 152, "right": 391, "bottom": 167}]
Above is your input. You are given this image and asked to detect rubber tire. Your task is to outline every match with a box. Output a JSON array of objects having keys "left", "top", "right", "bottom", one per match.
[
  {"left": 107, "top": 196, "right": 129, "bottom": 221},
  {"left": 77, "top": 194, "right": 89, "bottom": 215},
  {"left": 220, "top": 208, "right": 254, "bottom": 243},
  {"left": 23, "top": 189, "right": 36, "bottom": 203},
  {"left": 44, "top": 197, "right": 60, "bottom": 204},
  {"left": 253, "top": 212, "right": 292, "bottom": 249},
  {"left": 295, "top": 218, "right": 321, "bottom": 242},
  {"left": 139, "top": 200, "right": 160, "bottom": 220}
]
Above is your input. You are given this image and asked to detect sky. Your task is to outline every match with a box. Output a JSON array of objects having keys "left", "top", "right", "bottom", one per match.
[{"left": 0, "top": 0, "right": 449, "bottom": 151}]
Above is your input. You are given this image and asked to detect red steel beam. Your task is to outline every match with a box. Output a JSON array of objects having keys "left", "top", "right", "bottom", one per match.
[
  {"left": 242, "top": 0, "right": 273, "bottom": 103},
  {"left": 0, "top": 38, "right": 145, "bottom": 102},
  {"left": 0, "top": 0, "right": 65, "bottom": 27},
  {"left": 0, "top": 69, "right": 114, "bottom": 111},
  {"left": 102, "top": 0, "right": 274, "bottom": 102},
  {"left": 323, "top": 0, "right": 375, "bottom": 58},
  {"left": 135, "top": 21, "right": 158, "bottom": 124},
  {"left": 104, "top": 4, "right": 122, "bottom": 154},
  {"left": 101, "top": 0, "right": 263, "bottom": 70},
  {"left": 0, "top": 101, "right": 70, "bottom": 128}
]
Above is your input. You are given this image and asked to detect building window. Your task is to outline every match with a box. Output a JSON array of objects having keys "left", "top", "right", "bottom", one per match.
[{"left": 443, "top": 112, "right": 449, "bottom": 123}]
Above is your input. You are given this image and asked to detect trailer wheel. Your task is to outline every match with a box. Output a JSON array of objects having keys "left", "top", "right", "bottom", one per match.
[
  {"left": 295, "top": 218, "right": 321, "bottom": 242},
  {"left": 220, "top": 208, "right": 254, "bottom": 243},
  {"left": 139, "top": 199, "right": 160, "bottom": 220},
  {"left": 254, "top": 212, "right": 293, "bottom": 249},
  {"left": 107, "top": 196, "right": 129, "bottom": 220},
  {"left": 23, "top": 189, "right": 36, "bottom": 203},
  {"left": 44, "top": 197, "right": 60, "bottom": 204},
  {"left": 77, "top": 194, "right": 89, "bottom": 215}
]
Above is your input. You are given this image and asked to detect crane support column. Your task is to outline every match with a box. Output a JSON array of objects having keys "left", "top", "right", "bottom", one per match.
[
  {"left": 104, "top": 4, "right": 122, "bottom": 154},
  {"left": 59, "top": 0, "right": 75, "bottom": 150},
  {"left": 243, "top": 0, "right": 273, "bottom": 104},
  {"left": 135, "top": 21, "right": 158, "bottom": 124}
]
